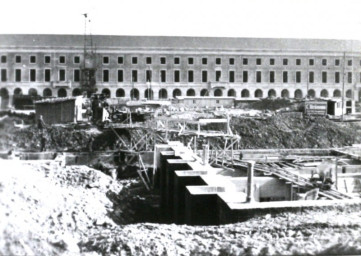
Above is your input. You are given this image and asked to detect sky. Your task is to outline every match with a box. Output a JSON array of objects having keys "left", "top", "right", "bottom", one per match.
[{"left": 1, "top": 0, "right": 361, "bottom": 40}]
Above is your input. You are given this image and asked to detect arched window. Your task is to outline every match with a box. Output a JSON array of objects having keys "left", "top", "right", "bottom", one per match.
[
  {"left": 43, "top": 88, "right": 52, "bottom": 97},
  {"left": 102, "top": 88, "right": 111, "bottom": 98},
  {"left": 214, "top": 88, "right": 223, "bottom": 97},
  {"left": 145, "top": 89, "right": 154, "bottom": 100},
  {"left": 186, "top": 89, "right": 195, "bottom": 96},
  {"left": 254, "top": 89, "right": 263, "bottom": 98},
  {"left": 158, "top": 89, "right": 168, "bottom": 99},
  {"left": 173, "top": 89, "right": 182, "bottom": 98},
  {"left": 227, "top": 89, "right": 236, "bottom": 97},
  {"left": 308, "top": 89, "right": 315, "bottom": 98},
  {"left": 320, "top": 89, "right": 328, "bottom": 98},
  {"left": 281, "top": 89, "right": 289, "bottom": 99},
  {"left": 200, "top": 89, "right": 209, "bottom": 96},
  {"left": 29, "top": 88, "right": 38, "bottom": 96},
  {"left": 130, "top": 89, "right": 139, "bottom": 100},
  {"left": 268, "top": 89, "right": 276, "bottom": 98},
  {"left": 72, "top": 88, "right": 82, "bottom": 96},
  {"left": 116, "top": 89, "right": 125, "bottom": 97},
  {"left": 294, "top": 89, "right": 303, "bottom": 99},
  {"left": 241, "top": 89, "right": 249, "bottom": 98}
]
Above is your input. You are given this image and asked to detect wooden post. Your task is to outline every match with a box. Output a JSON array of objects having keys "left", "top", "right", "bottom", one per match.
[{"left": 247, "top": 161, "right": 255, "bottom": 203}]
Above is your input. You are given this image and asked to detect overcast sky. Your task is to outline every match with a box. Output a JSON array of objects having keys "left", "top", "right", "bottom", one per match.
[{"left": 1, "top": 0, "right": 361, "bottom": 40}]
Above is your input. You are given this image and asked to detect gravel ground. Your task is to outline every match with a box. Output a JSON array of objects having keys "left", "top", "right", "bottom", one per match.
[{"left": 1, "top": 160, "right": 361, "bottom": 255}]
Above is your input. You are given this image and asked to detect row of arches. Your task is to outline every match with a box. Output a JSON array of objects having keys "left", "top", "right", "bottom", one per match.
[
  {"left": 250, "top": 88, "right": 347, "bottom": 99},
  {"left": 0, "top": 87, "right": 356, "bottom": 100}
]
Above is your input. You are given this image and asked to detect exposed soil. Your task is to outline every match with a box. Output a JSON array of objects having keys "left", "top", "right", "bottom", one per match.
[
  {"left": 232, "top": 113, "right": 361, "bottom": 149},
  {"left": 1, "top": 160, "right": 360, "bottom": 256},
  {"left": 1, "top": 109, "right": 361, "bottom": 255}
]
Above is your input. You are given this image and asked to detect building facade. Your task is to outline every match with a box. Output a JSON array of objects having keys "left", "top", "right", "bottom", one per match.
[{"left": 1, "top": 34, "right": 361, "bottom": 108}]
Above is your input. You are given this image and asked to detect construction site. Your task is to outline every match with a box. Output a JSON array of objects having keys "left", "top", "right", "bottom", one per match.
[{"left": 1, "top": 93, "right": 361, "bottom": 255}]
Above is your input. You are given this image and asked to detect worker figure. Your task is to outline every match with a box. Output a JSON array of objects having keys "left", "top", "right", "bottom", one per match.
[
  {"left": 37, "top": 115, "right": 46, "bottom": 129},
  {"left": 40, "top": 135, "right": 46, "bottom": 152}
]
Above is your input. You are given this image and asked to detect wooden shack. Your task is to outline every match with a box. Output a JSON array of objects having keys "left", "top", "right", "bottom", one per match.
[
  {"left": 175, "top": 96, "right": 235, "bottom": 108},
  {"left": 35, "top": 97, "right": 84, "bottom": 124}
]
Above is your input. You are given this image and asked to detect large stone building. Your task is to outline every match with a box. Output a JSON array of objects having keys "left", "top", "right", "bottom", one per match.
[{"left": 1, "top": 34, "right": 361, "bottom": 108}]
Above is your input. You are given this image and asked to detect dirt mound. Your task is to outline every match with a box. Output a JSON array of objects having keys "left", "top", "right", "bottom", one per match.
[
  {"left": 232, "top": 113, "right": 361, "bottom": 149},
  {"left": 80, "top": 205, "right": 361, "bottom": 255},
  {"left": 247, "top": 98, "right": 297, "bottom": 111}
]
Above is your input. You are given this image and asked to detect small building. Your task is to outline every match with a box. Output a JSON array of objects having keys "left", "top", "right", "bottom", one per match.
[
  {"left": 304, "top": 98, "right": 356, "bottom": 116},
  {"left": 175, "top": 96, "right": 235, "bottom": 108},
  {"left": 35, "top": 96, "right": 85, "bottom": 124}
]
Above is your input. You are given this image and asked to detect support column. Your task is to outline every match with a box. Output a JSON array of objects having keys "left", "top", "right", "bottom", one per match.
[
  {"left": 247, "top": 161, "right": 255, "bottom": 203},
  {"left": 202, "top": 144, "right": 209, "bottom": 165}
]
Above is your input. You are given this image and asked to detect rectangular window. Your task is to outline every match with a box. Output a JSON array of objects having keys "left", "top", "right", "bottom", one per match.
[
  {"left": 270, "top": 71, "right": 275, "bottom": 83},
  {"left": 229, "top": 58, "right": 234, "bottom": 65},
  {"left": 188, "top": 70, "right": 194, "bottom": 82},
  {"left": 59, "top": 69, "right": 65, "bottom": 81},
  {"left": 103, "top": 56, "right": 109, "bottom": 64},
  {"left": 309, "top": 59, "right": 314, "bottom": 66},
  {"left": 270, "top": 58, "right": 275, "bottom": 65},
  {"left": 309, "top": 71, "right": 314, "bottom": 83},
  {"left": 118, "top": 56, "right": 124, "bottom": 64},
  {"left": 15, "top": 69, "right": 21, "bottom": 82},
  {"left": 15, "top": 55, "right": 21, "bottom": 63},
  {"left": 335, "top": 72, "right": 340, "bottom": 83},
  {"left": 296, "top": 71, "right": 301, "bottom": 83},
  {"left": 30, "top": 56, "right": 36, "bottom": 63},
  {"left": 132, "top": 70, "right": 138, "bottom": 82},
  {"left": 1, "top": 56, "right": 7, "bottom": 63},
  {"left": 59, "top": 56, "right": 65, "bottom": 64},
  {"left": 348, "top": 72, "right": 352, "bottom": 83},
  {"left": 335, "top": 59, "right": 340, "bottom": 66},
  {"left": 74, "top": 56, "right": 80, "bottom": 64},
  {"left": 322, "top": 59, "right": 327, "bottom": 66},
  {"left": 216, "top": 58, "right": 221, "bottom": 65},
  {"left": 1, "top": 69, "right": 7, "bottom": 82},
  {"left": 103, "top": 70, "right": 109, "bottom": 82},
  {"left": 256, "top": 58, "right": 261, "bottom": 65},
  {"left": 45, "top": 69, "right": 51, "bottom": 82},
  {"left": 132, "top": 57, "right": 138, "bottom": 64},
  {"left": 243, "top": 71, "right": 248, "bottom": 82},
  {"left": 188, "top": 58, "right": 194, "bottom": 65},
  {"left": 348, "top": 60, "right": 352, "bottom": 66},
  {"left": 202, "top": 70, "right": 208, "bottom": 82},
  {"left": 283, "top": 59, "right": 288, "bottom": 65},
  {"left": 229, "top": 71, "right": 235, "bottom": 83},
  {"left": 146, "top": 57, "right": 152, "bottom": 64},
  {"left": 174, "top": 70, "right": 180, "bottom": 82},
  {"left": 256, "top": 71, "right": 262, "bottom": 83},
  {"left": 243, "top": 58, "right": 248, "bottom": 65},
  {"left": 30, "top": 69, "right": 36, "bottom": 82},
  {"left": 44, "top": 56, "right": 51, "bottom": 64},
  {"left": 296, "top": 59, "right": 301, "bottom": 65},
  {"left": 202, "top": 58, "right": 207, "bottom": 65},
  {"left": 118, "top": 70, "right": 124, "bottom": 82},
  {"left": 74, "top": 69, "right": 80, "bottom": 82},
  {"left": 160, "top": 70, "right": 166, "bottom": 82},
  {"left": 322, "top": 72, "right": 327, "bottom": 83},
  {"left": 174, "top": 57, "right": 180, "bottom": 64},
  {"left": 283, "top": 71, "right": 288, "bottom": 83},
  {"left": 160, "top": 57, "right": 166, "bottom": 64},
  {"left": 216, "top": 70, "right": 221, "bottom": 82},
  {"left": 146, "top": 70, "right": 152, "bottom": 82}
]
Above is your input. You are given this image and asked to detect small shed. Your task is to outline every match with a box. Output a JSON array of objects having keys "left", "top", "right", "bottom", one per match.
[
  {"left": 35, "top": 97, "right": 84, "bottom": 124},
  {"left": 175, "top": 96, "right": 235, "bottom": 108}
]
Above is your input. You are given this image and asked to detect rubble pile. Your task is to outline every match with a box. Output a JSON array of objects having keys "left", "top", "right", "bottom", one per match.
[
  {"left": 232, "top": 114, "right": 361, "bottom": 149},
  {"left": 0, "top": 160, "right": 124, "bottom": 255},
  {"left": 80, "top": 205, "right": 361, "bottom": 255}
]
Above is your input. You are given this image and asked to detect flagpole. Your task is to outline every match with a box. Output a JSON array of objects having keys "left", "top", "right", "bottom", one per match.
[{"left": 341, "top": 52, "right": 345, "bottom": 122}]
